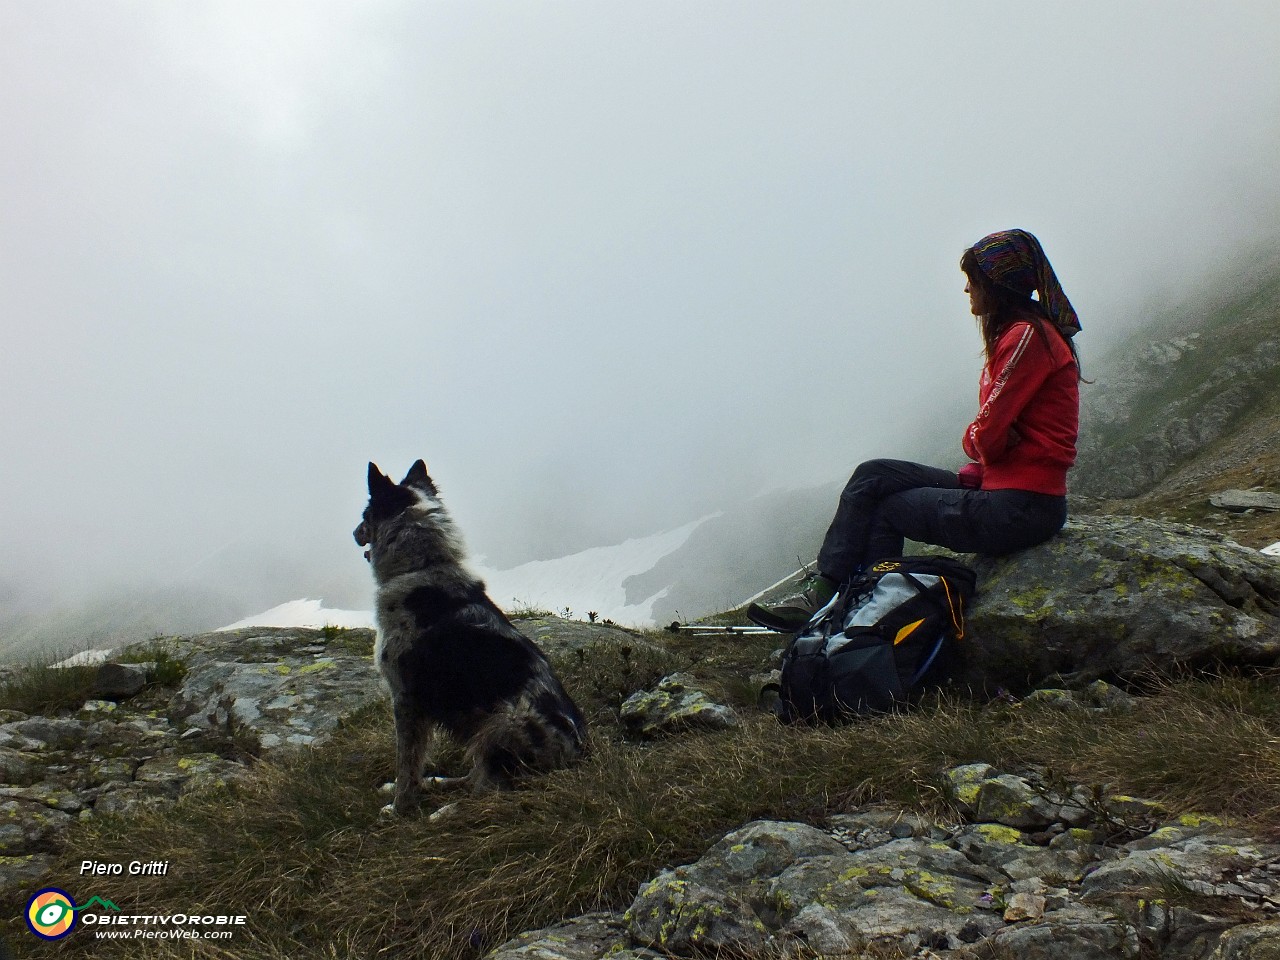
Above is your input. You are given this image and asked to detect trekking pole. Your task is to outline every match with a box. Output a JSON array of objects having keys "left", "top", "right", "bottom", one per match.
[{"left": 664, "top": 623, "right": 777, "bottom": 636}]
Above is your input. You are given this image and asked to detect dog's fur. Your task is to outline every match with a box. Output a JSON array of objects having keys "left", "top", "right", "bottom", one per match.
[{"left": 354, "top": 460, "right": 588, "bottom": 816}]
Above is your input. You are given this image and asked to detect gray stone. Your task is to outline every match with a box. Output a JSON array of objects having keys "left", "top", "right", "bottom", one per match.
[
  {"left": 1023, "top": 688, "right": 1089, "bottom": 711},
  {"left": 486, "top": 912, "right": 659, "bottom": 960},
  {"left": 169, "top": 628, "right": 385, "bottom": 752},
  {"left": 619, "top": 673, "right": 738, "bottom": 737},
  {"left": 1004, "top": 891, "right": 1047, "bottom": 922},
  {"left": 134, "top": 753, "right": 245, "bottom": 795},
  {"left": 93, "top": 784, "right": 178, "bottom": 817},
  {"left": 945, "top": 762, "right": 997, "bottom": 814},
  {"left": 1210, "top": 490, "right": 1280, "bottom": 513},
  {"left": 1137, "top": 901, "right": 1238, "bottom": 960},
  {"left": 6, "top": 717, "right": 86, "bottom": 751},
  {"left": 962, "top": 903, "right": 1140, "bottom": 959},
  {"left": 0, "top": 853, "right": 54, "bottom": 897},
  {"left": 975, "top": 774, "right": 1069, "bottom": 830},
  {"left": 0, "top": 798, "right": 73, "bottom": 855},
  {"left": 0, "top": 784, "right": 85, "bottom": 814},
  {"left": 625, "top": 872, "right": 769, "bottom": 955},
  {"left": 777, "top": 903, "right": 863, "bottom": 954},
  {"left": 511, "top": 618, "right": 660, "bottom": 660},
  {"left": 1082, "top": 832, "right": 1280, "bottom": 900},
  {"left": 92, "top": 661, "right": 150, "bottom": 699},
  {"left": 685, "top": 820, "right": 848, "bottom": 886},
  {"left": 1083, "top": 680, "right": 1138, "bottom": 711},
  {"left": 1211, "top": 923, "right": 1280, "bottom": 960},
  {"left": 961, "top": 516, "right": 1280, "bottom": 692},
  {"left": 828, "top": 807, "right": 940, "bottom": 850},
  {"left": 952, "top": 823, "right": 1094, "bottom": 884},
  {"left": 0, "top": 746, "right": 40, "bottom": 786},
  {"left": 86, "top": 757, "right": 139, "bottom": 787}
]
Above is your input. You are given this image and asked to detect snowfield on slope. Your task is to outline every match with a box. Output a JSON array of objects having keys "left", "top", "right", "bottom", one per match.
[{"left": 220, "top": 514, "right": 719, "bottom": 631}]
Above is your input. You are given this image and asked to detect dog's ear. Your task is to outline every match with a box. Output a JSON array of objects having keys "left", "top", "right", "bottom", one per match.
[
  {"left": 401, "top": 459, "right": 430, "bottom": 486},
  {"left": 367, "top": 462, "right": 397, "bottom": 497}
]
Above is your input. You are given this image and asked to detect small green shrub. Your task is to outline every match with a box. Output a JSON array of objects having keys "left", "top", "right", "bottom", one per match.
[
  {"left": 321, "top": 624, "right": 375, "bottom": 656},
  {"left": 116, "top": 639, "right": 189, "bottom": 687},
  {"left": 553, "top": 641, "right": 679, "bottom": 725}
]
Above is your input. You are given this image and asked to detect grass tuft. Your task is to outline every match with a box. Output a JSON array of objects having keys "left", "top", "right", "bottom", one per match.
[
  {"left": 0, "top": 658, "right": 98, "bottom": 715},
  {"left": 116, "top": 638, "right": 189, "bottom": 687}
]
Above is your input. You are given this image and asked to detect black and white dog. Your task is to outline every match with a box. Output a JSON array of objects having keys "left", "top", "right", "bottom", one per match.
[{"left": 354, "top": 460, "right": 588, "bottom": 816}]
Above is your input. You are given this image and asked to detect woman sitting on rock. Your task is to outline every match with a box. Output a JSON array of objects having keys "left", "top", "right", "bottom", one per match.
[{"left": 749, "top": 229, "right": 1084, "bottom": 632}]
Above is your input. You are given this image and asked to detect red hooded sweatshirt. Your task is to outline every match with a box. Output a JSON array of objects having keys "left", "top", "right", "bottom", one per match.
[{"left": 961, "top": 318, "right": 1078, "bottom": 495}]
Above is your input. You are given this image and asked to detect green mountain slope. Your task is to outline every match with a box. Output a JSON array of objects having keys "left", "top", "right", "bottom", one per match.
[{"left": 1074, "top": 254, "right": 1280, "bottom": 549}]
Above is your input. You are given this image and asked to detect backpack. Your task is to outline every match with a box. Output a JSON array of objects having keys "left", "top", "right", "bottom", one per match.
[{"left": 770, "top": 556, "right": 977, "bottom": 724}]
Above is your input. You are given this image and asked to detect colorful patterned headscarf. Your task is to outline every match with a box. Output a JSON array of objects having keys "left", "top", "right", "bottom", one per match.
[{"left": 970, "top": 229, "right": 1081, "bottom": 338}]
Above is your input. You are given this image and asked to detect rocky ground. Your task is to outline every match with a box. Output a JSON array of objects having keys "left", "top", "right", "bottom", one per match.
[{"left": 495, "top": 757, "right": 1280, "bottom": 960}]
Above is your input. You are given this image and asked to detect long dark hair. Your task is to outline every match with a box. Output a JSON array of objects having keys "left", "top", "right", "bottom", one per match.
[{"left": 960, "top": 248, "right": 1084, "bottom": 379}]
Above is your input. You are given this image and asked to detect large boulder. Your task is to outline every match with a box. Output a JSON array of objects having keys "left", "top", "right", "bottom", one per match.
[
  {"left": 958, "top": 515, "right": 1280, "bottom": 693},
  {"left": 170, "top": 628, "right": 385, "bottom": 751}
]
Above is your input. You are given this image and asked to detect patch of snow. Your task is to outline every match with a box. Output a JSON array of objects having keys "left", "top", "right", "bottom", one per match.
[
  {"left": 219, "top": 599, "right": 375, "bottom": 631},
  {"left": 51, "top": 649, "right": 115, "bottom": 668},
  {"left": 475, "top": 514, "right": 719, "bottom": 627},
  {"left": 1262, "top": 541, "right": 1280, "bottom": 557},
  {"left": 219, "top": 516, "right": 717, "bottom": 633}
]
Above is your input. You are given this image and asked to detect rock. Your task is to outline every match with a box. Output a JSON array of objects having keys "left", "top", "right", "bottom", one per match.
[
  {"left": 828, "top": 807, "right": 941, "bottom": 850},
  {"left": 1210, "top": 490, "right": 1280, "bottom": 513},
  {"left": 956, "top": 902, "right": 1141, "bottom": 960},
  {"left": 511, "top": 618, "right": 655, "bottom": 659},
  {"left": 1004, "top": 891, "right": 1047, "bottom": 922},
  {"left": 169, "top": 627, "right": 385, "bottom": 751},
  {"left": 1211, "top": 923, "right": 1280, "bottom": 959},
  {"left": 134, "top": 753, "right": 245, "bottom": 795},
  {"left": 0, "top": 853, "right": 55, "bottom": 897},
  {"left": 693, "top": 821, "right": 850, "bottom": 887},
  {"left": 1082, "top": 831, "right": 1280, "bottom": 901},
  {"left": 0, "top": 798, "right": 73, "bottom": 855},
  {"left": 5, "top": 717, "right": 86, "bottom": 751},
  {"left": 1023, "top": 688, "right": 1088, "bottom": 711},
  {"left": 952, "top": 823, "right": 1096, "bottom": 883},
  {"left": 974, "top": 774, "right": 1093, "bottom": 830},
  {"left": 487, "top": 912, "right": 658, "bottom": 960},
  {"left": 1073, "top": 324, "right": 1279, "bottom": 499},
  {"left": 503, "top": 775, "right": 1278, "bottom": 960},
  {"left": 0, "top": 747, "right": 41, "bottom": 786},
  {"left": 78, "top": 700, "right": 121, "bottom": 720},
  {"left": 92, "top": 661, "right": 150, "bottom": 699},
  {"left": 961, "top": 515, "right": 1280, "bottom": 693},
  {"left": 945, "top": 762, "right": 997, "bottom": 814},
  {"left": 619, "top": 674, "right": 738, "bottom": 737},
  {"left": 1137, "top": 901, "right": 1239, "bottom": 960},
  {"left": 93, "top": 785, "right": 177, "bottom": 817},
  {"left": 626, "top": 873, "right": 769, "bottom": 955},
  {"left": 0, "top": 784, "right": 85, "bottom": 814},
  {"left": 86, "top": 757, "right": 140, "bottom": 787},
  {"left": 976, "top": 774, "right": 1061, "bottom": 829},
  {"left": 1083, "top": 680, "right": 1137, "bottom": 711}
]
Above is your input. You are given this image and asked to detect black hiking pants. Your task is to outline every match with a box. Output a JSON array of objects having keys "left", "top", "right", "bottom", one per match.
[{"left": 815, "top": 459, "right": 1067, "bottom": 583}]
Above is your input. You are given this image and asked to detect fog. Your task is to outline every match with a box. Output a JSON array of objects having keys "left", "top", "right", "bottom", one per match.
[{"left": 2, "top": 2, "right": 1279, "bottom": 628}]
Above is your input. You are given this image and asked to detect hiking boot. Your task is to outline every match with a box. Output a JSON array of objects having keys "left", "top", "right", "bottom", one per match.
[{"left": 746, "top": 573, "right": 838, "bottom": 632}]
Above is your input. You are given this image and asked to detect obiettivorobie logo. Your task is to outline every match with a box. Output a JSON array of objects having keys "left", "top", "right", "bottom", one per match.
[
  {"left": 26, "top": 889, "right": 121, "bottom": 940},
  {"left": 25, "top": 886, "right": 248, "bottom": 943}
]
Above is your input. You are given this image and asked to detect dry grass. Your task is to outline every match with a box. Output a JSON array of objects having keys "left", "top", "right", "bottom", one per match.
[
  {"left": 0, "top": 659, "right": 98, "bottom": 715},
  {"left": 8, "top": 666, "right": 1280, "bottom": 959}
]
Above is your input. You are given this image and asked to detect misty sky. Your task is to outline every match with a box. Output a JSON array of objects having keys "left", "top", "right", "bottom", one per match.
[{"left": 3, "top": 2, "right": 1279, "bottom": 613}]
